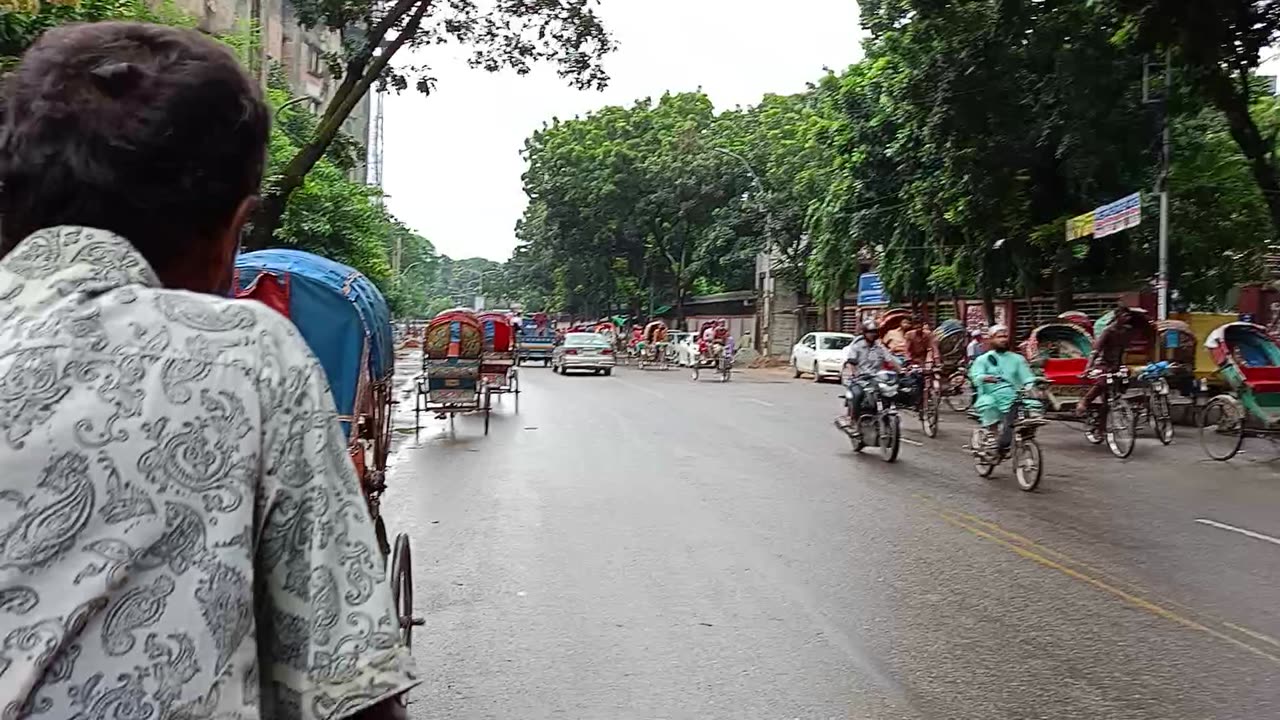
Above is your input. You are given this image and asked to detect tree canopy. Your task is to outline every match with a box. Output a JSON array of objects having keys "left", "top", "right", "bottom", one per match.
[{"left": 505, "top": 0, "right": 1280, "bottom": 320}]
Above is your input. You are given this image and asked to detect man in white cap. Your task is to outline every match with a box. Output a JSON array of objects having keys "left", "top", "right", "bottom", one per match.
[{"left": 969, "top": 324, "right": 1036, "bottom": 454}]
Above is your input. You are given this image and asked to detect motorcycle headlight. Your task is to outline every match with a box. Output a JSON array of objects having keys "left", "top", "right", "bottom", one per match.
[{"left": 879, "top": 384, "right": 898, "bottom": 397}]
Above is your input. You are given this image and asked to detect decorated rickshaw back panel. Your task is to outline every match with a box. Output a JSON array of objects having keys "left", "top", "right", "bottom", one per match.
[
  {"left": 234, "top": 249, "right": 393, "bottom": 437},
  {"left": 425, "top": 311, "right": 484, "bottom": 359}
]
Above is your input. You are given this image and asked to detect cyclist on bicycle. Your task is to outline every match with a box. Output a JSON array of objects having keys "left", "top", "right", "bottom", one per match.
[{"left": 970, "top": 325, "right": 1036, "bottom": 454}]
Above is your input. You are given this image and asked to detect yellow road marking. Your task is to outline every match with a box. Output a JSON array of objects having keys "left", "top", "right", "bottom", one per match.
[
  {"left": 920, "top": 497, "right": 1280, "bottom": 654},
  {"left": 936, "top": 510, "right": 1280, "bottom": 666}
]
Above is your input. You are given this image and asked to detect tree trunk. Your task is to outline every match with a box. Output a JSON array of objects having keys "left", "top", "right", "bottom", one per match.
[
  {"left": 1201, "top": 69, "right": 1280, "bottom": 236},
  {"left": 246, "top": 0, "right": 433, "bottom": 249},
  {"left": 1053, "top": 243, "right": 1073, "bottom": 312},
  {"left": 981, "top": 284, "right": 995, "bottom": 325}
]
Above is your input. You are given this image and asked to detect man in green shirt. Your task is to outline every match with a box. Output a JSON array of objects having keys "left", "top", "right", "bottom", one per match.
[{"left": 969, "top": 325, "right": 1036, "bottom": 454}]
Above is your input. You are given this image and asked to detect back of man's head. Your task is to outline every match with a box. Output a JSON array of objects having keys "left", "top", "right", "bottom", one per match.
[{"left": 0, "top": 22, "right": 270, "bottom": 289}]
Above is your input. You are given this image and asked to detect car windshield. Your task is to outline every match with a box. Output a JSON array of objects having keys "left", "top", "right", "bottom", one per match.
[
  {"left": 565, "top": 334, "right": 608, "bottom": 347},
  {"left": 821, "top": 336, "right": 854, "bottom": 350}
]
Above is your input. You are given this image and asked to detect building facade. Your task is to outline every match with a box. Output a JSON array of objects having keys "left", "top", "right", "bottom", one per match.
[{"left": 176, "top": 0, "right": 372, "bottom": 182}]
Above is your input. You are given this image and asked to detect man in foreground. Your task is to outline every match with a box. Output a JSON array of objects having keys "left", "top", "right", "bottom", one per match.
[
  {"left": 970, "top": 325, "right": 1036, "bottom": 455},
  {"left": 0, "top": 22, "right": 416, "bottom": 719}
]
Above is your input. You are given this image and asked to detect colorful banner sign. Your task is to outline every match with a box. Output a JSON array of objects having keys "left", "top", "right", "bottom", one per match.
[
  {"left": 1065, "top": 212, "right": 1095, "bottom": 241},
  {"left": 1093, "top": 192, "right": 1142, "bottom": 238},
  {"left": 1063, "top": 192, "right": 1142, "bottom": 241}
]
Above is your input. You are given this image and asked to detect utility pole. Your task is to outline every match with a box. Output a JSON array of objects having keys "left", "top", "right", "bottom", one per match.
[{"left": 1146, "top": 50, "right": 1173, "bottom": 320}]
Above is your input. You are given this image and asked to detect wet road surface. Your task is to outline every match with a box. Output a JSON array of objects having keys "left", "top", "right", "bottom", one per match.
[{"left": 383, "top": 358, "right": 1280, "bottom": 719}]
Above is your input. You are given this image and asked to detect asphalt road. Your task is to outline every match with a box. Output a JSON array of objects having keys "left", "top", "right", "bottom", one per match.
[{"left": 383, "top": 357, "right": 1280, "bottom": 719}]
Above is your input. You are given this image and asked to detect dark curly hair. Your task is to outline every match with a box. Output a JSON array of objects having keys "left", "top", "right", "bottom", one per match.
[{"left": 0, "top": 22, "right": 269, "bottom": 276}]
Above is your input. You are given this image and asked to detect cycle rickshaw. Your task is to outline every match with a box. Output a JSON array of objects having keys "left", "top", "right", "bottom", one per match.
[
  {"left": 416, "top": 307, "right": 490, "bottom": 434},
  {"left": 479, "top": 310, "right": 520, "bottom": 412},
  {"left": 1199, "top": 322, "right": 1280, "bottom": 460},
  {"left": 233, "top": 249, "right": 419, "bottom": 646},
  {"left": 1023, "top": 319, "right": 1138, "bottom": 458},
  {"left": 935, "top": 318, "right": 973, "bottom": 412}
]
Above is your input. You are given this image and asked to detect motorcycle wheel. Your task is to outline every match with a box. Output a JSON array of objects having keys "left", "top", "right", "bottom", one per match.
[
  {"left": 922, "top": 382, "right": 939, "bottom": 438},
  {"left": 880, "top": 414, "right": 901, "bottom": 463},
  {"left": 971, "top": 428, "right": 995, "bottom": 477},
  {"left": 1151, "top": 395, "right": 1174, "bottom": 445},
  {"left": 1014, "top": 437, "right": 1043, "bottom": 491},
  {"left": 1106, "top": 399, "right": 1136, "bottom": 459},
  {"left": 691, "top": 364, "right": 699, "bottom": 381}
]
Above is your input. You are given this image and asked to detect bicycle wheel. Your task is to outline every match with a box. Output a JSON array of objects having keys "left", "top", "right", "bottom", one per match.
[
  {"left": 1105, "top": 399, "right": 1136, "bottom": 459},
  {"left": 922, "top": 382, "right": 940, "bottom": 438},
  {"left": 1199, "top": 395, "right": 1244, "bottom": 461},
  {"left": 1151, "top": 394, "right": 1172, "bottom": 445},
  {"left": 1014, "top": 437, "right": 1043, "bottom": 491},
  {"left": 971, "top": 428, "right": 995, "bottom": 477},
  {"left": 946, "top": 374, "right": 974, "bottom": 412}
]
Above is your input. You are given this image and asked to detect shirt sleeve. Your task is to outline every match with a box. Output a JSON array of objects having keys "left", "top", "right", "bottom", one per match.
[{"left": 254, "top": 318, "right": 420, "bottom": 720}]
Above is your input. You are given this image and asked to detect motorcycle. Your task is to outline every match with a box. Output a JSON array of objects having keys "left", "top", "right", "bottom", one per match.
[
  {"left": 836, "top": 368, "right": 902, "bottom": 462},
  {"left": 969, "top": 378, "right": 1050, "bottom": 491}
]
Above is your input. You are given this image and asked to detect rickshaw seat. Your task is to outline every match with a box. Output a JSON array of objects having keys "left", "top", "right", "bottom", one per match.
[
  {"left": 1241, "top": 366, "right": 1280, "bottom": 394},
  {"left": 1043, "top": 357, "right": 1088, "bottom": 385}
]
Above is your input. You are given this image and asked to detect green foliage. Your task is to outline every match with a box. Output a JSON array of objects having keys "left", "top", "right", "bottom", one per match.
[{"left": 0, "top": 0, "right": 194, "bottom": 71}]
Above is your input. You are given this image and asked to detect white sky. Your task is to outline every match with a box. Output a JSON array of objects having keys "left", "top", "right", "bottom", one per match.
[{"left": 381, "top": 0, "right": 864, "bottom": 261}]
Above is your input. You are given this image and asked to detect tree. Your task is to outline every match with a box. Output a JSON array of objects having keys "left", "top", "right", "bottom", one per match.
[
  {"left": 1, "top": 0, "right": 196, "bottom": 71},
  {"left": 247, "top": 0, "right": 616, "bottom": 249},
  {"left": 1106, "top": 0, "right": 1280, "bottom": 236}
]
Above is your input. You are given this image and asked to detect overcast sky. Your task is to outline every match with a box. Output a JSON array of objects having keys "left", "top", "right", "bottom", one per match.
[{"left": 380, "top": 0, "right": 864, "bottom": 261}]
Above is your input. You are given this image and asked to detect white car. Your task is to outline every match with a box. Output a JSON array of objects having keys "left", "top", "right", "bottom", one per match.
[
  {"left": 791, "top": 332, "right": 856, "bottom": 381},
  {"left": 552, "top": 332, "right": 617, "bottom": 375}
]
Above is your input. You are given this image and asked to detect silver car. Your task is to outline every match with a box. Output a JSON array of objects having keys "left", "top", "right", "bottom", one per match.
[{"left": 552, "top": 332, "right": 617, "bottom": 375}]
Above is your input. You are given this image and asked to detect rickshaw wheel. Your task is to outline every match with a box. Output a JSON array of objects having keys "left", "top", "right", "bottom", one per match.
[
  {"left": 483, "top": 391, "right": 491, "bottom": 435},
  {"left": 1105, "top": 399, "right": 1136, "bottom": 459},
  {"left": 1199, "top": 395, "right": 1244, "bottom": 461},
  {"left": 922, "top": 381, "right": 939, "bottom": 438},
  {"left": 511, "top": 370, "right": 520, "bottom": 413},
  {"left": 390, "top": 533, "right": 415, "bottom": 649},
  {"left": 374, "top": 514, "right": 391, "bottom": 561},
  {"left": 945, "top": 375, "right": 974, "bottom": 413}
]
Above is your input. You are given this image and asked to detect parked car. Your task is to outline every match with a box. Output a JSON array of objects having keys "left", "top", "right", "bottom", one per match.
[
  {"left": 552, "top": 332, "right": 617, "bottom": 375},
  {"left": 791, "top": 332, "right": 856, "bottom": 381}
]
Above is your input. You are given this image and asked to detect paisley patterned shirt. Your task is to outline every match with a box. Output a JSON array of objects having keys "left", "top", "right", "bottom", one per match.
[{"left": 0, "top": 227, "right": 419, "bottom": 719}]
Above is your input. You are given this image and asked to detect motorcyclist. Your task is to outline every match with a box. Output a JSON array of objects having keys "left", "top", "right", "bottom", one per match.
[
  {"left": 843, "top": 320, "right": 903, "bottom": 438},
  {"left": 970, "top": 324, "right": 1036, "bottom": 455}
]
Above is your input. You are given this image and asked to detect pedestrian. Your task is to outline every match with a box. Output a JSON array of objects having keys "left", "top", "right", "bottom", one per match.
[
  {"left": 966, "top": 329, "right": 985, "bottom": 363},
  {"left": 0, "top": 23, "right": 416, "bottom": 719}
]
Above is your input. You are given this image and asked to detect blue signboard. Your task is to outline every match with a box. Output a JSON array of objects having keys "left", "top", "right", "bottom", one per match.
[{"left": 857, "top": 272, "right": 887, "bottom": 306}]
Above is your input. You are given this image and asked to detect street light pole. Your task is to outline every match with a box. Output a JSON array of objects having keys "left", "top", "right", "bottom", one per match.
[
  {"left": 713, "top": 147, "right": 773, "bottom": 353},
  {"left": 1157, "top": 48, "right": 1172, "bottom": 321}
]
